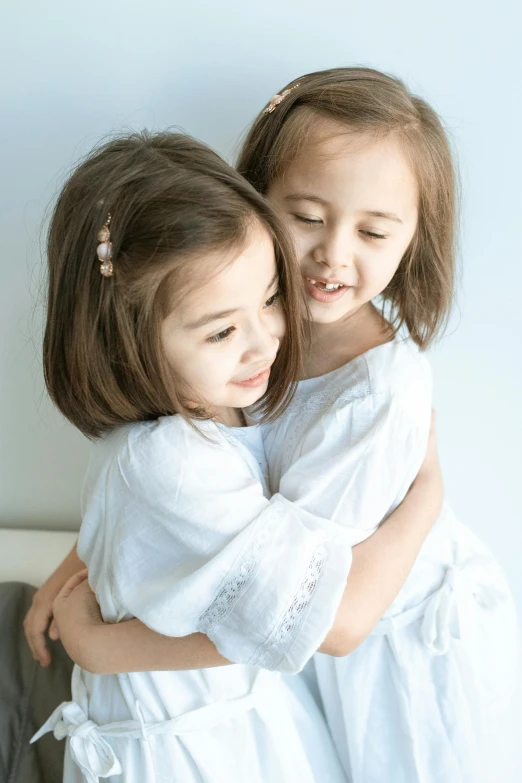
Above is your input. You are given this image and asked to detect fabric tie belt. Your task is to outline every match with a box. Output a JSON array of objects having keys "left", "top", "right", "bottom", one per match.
[
  {"left": 370, "top": 554, "right": 506, "bottom": 654},
  {"left": 31, "top": 672, "right": 268, "bottom": 783}
]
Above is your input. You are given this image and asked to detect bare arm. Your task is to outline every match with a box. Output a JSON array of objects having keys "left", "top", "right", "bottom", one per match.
[
  {"left": 23, "top": 542, "right": 84, "bottom": 666},
  {"left": 321, "top": 411, "right": 442, "bottom": 655},
  {"left": 53, "top": 417, "right": 441, "bottom": 673},
  {"left": 53, "top": 571, "right": 229, "bottom": 673},
  {"left": 319, "top": 452, "right": 441, "bottom": 654}
]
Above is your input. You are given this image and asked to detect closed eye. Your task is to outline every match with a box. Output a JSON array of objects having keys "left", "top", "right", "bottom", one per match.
[
  {"left": 293, "top": 214, "right": 323, "bottom": 226},
  {"left": 360, "top": 230, "right": 386, "bottom": 240}
]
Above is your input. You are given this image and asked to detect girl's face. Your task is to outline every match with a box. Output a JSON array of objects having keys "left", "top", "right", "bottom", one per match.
[
  {"left": 267, "top": 128, "right": 419, "bottom": 325},
  {"left": 161, "top": 221, "right": 284, "bottom": 418}
]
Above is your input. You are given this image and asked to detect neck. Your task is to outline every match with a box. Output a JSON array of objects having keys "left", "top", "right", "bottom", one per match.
[
  {"left": 303, "top": 302, "right": 393, "bottom": 379},
  {"left": 215, "top": 407, "right": 246, "bottom": 428}
]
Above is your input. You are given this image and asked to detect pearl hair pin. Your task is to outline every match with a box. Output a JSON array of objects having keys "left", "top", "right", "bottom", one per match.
[
  {"left": 97, "top": 214, "right": 113, "bottom": 277},
  {"left": 263, "top": 83, "right": 300, "bottom": 114}
]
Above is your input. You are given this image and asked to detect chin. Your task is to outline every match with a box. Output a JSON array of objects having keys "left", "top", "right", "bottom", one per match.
[
  {"left": 308, "top": 300, "right": 354, "bottom": 325},
  {"left": 229, "top": 385, "right": 269, "bottom": 410}
]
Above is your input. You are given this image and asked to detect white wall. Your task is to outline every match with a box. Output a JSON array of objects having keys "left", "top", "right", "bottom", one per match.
[{"left": 1, "top": 0, "right": 521, "bottom": 605}]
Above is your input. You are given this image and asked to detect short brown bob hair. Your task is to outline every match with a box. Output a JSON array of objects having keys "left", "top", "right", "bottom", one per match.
[
  {"left": 43, "top": 131, "right": 305, "bottom": 439},
  {"left": 237, "top": 67, "right": 458, "bottom": 348}
]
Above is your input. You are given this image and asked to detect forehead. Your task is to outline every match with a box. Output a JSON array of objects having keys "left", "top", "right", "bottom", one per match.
[
  {"left": 278, "top": 125, "right": 418, "bottom": 214},
  {"left": 173, "top": 221, "right": 276, "bottom": 320}
]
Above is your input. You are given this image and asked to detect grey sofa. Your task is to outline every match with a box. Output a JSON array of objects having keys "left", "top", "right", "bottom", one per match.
[{"left": 0, "top": 582, "right": 73, "bottom": 783}]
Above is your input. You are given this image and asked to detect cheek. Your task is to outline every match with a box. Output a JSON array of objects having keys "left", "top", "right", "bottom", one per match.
[
  {"left": 361, "top": 244, "right": 404, "bottom": 288},
  {"left": 199, "top": 356, "right": 225, "bottom": 386},
  {"left": 283, "top": 221, "right": 311, "bottom": 267},
  {"left": 187, "top": 350, "right": 236, "bottom": 401},
  {"left": 273, "top": 309, "right": 286, "bottom": 341},
  {"left": 295, "top": 231, "right": 315, "bottom": 265}
]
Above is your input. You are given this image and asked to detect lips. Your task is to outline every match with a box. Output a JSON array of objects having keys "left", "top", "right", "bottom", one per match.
[
  {"left": 304, "top": 275, "right": 350, "bottom": 303},
  {"left": 231, "top": 368, "right": 271, "bottom": 388},
  {"left": 307, "top": 276, "right": 345, "bottom": 291}
]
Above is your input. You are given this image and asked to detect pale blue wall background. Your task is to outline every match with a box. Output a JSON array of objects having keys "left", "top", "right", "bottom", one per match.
[{"left": 1, "top": 0, "right": 521, "bottom": 605}]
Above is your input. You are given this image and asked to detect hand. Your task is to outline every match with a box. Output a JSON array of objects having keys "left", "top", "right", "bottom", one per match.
[
  {"left": 52, "top": 570, "right": 104, "bottom": 667},
  {"left": 24, "top": 581, "right": 62, "bottom": 667},
  {"left": 22, "top": 542, "right": 85, "bottom": 666}
]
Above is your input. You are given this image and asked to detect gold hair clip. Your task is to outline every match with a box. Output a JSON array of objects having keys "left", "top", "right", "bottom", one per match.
[
  {"left": 97, "top": 214, "right": 113, "bottom": 277},
  {"left": 263, "top": 83, "right": 300, "bottom": 114}
]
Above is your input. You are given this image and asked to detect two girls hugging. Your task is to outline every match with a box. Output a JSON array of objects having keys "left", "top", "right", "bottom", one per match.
[{"left": 25, "top": 67, "right": 521, "bottom": 783}]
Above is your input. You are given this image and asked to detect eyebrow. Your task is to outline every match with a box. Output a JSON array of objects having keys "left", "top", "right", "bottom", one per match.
[
  {"left": 283, "top": 194, "right": 403, "bottom": 224},
  {"left": 284, "top": 193, "right": 328, "bottom": 206},
  {"left": 185, "top": 308, "right": 239, "bottom": 330},
  {"left": 184, "top": 272, "right": 279, "bottom": 330},
  {"left": 364, "top": 210, "right": 403, "bottom": 224}
]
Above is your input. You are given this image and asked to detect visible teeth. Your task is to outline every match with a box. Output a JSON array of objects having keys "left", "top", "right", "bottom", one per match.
[{"left": 307, "top": 277, "right": 344, "bottom": 291}]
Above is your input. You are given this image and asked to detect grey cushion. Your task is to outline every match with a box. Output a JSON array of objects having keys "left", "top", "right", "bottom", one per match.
[{"left": 0, "top": 582, "right": 73, "bottom": 783}]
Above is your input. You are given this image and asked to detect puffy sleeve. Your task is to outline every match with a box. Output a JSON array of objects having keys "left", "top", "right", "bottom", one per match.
[
  {"left": 276, "top": 357, "right": 433, "bottom": 545},
  {"left": 104, "top": 419, "right": 353, "bottom": 674}
]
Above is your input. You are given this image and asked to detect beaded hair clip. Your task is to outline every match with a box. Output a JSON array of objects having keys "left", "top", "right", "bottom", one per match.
[
  {"left": 263, "top": 83, "right": 300, "bottom": 114},
  {"left": 97, "top": 214, "right": 113, "bottom": 277}
]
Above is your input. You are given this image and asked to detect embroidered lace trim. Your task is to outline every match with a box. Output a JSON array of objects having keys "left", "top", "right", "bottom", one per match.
[
  {"left": 250, "top": 538, "right": 330, "bottom": 670},
  {"left": 268, "top": 380, "right": 371, "bottom": 484},
  {"left": 197, "top": 501, "right": 283, "bottom": 636}
]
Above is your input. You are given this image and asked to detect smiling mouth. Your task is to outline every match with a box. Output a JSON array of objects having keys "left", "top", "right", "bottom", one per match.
[
  {"left": 231, "top": 368, "right": 271, "bottom": 388},
  {"left": 304, "top": 276, "right": 351, "bottom": 303},
  {"left": 307, "top": 278, "right": 346, "bottom": 291}
]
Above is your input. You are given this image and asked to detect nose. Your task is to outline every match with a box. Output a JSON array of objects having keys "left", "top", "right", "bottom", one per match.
[
  {"left": 312, "top": 224, "right": 354, "bottom": 270},
  {"left": 241, "top": 319, "right": 281, "bottom": 367}
]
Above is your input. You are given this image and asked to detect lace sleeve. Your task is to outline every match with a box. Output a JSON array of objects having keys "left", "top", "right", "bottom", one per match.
[{"left": 197, "top": 494, "right": 353, "bottom": 674}]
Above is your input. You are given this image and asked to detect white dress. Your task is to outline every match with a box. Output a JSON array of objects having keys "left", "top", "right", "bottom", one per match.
[
  {"left": 32, "top": 418, "right": 351, "bottom": 783},
  {"left": 261, "top": 338, "right": 522, "bottom": 783}
]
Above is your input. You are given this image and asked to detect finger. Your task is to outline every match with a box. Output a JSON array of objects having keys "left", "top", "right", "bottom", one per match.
[
  {"left": 55, "top": 569, "right": 89, "bottom": 602},
  {"left": 28, "top": 630, "right": 52, "bottom": 667},
  {"left": 23, "top": 609, "right": 36, "bottom": 652},
  {"left": 25, "top": 606, "right": 53, "bottom": 665},
  {"left": 49, "top": 618, "right": 59, "bottom": 640}
]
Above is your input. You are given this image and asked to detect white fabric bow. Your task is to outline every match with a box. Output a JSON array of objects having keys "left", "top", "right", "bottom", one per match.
[
  {"left": 421, "top": 556, "right": 506, "bottom": 655},
  {"left": 30, "top": 701, "right": 122, "bottom": 783}
]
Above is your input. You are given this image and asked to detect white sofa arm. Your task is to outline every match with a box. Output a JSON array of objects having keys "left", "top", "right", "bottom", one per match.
[{"left": 0, "top": 528, "right": 78, "bottom": 587}]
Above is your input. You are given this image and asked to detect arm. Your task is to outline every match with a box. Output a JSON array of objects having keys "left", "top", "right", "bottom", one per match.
[
  {"left": 53, "top": 572, "right": 230, "bottom": 674},
  {"left": 280, "top": 372, "right": 440, "bottom": 654},
  {"left": 53, "top": 418, "right": 441, "bottom": 673},
  {"left": 86, "top": 628, "right": 228, "bottom": 672},
  {"left": 23, "top": 541, "right": 84, "bottom": 666},
  {"left": 68, "top": 418, "right": 355, "bottom": 675},
  {"left": 319, "top": 417, "right": 442, "bottom": 654}
]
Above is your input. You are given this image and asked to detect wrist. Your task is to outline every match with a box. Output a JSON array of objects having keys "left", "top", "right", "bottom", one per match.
[
  {"left": 35, "top": 581, "right": 61, "bottom": 607},
  {"left": 71, "top": 621, "right": 105, "bottom": 673}
]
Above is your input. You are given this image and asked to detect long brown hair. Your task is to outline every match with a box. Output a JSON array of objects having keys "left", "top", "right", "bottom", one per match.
[
  {"left": 237, "top": 67, "right": 458, "bottom": 348},
  {"left": 44, "top": 131, "right": 305, "bottom": 439}
]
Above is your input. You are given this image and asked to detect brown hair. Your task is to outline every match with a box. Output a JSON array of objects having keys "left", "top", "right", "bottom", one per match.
[
  {"left": 237, "top": 67, "right": 458, "bottom": 348},
  {"left": 44, "top": 131, "right": 305, "bottom": 439}
]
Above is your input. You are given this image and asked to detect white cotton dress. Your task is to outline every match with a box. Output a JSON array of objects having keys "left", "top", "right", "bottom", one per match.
[
  {"left": 260, "top": 338, "right": 522, "bottom": 783},
  {"left": 31, "top": 418, "right": 351, "bottom": 783}
]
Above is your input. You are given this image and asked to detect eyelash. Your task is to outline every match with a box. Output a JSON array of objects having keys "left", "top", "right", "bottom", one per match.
[
  {"left": 207, "top": 326, "right": 235, "bottom": 344},
  {"left": 294, "top": 215, "right": 322, "bottom": 226},
  {"left": 206, "top": 292, "right": 280, "bottom": 344},
  {"left": 361, "top": 231, "right": 386, "bottom": 240},
  {"left": 264, "top": 291, "right": 281, "bottom": 308},
  {"left": 293, "top": 215, "right": 386, "bottom": 240}
]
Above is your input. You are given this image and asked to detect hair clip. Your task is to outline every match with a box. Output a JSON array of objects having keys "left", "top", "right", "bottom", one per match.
[
  {"left": 263, "top": 83, "right": 300, "bottom": 114},
  {"left": 97, "top": 214, "right": 113, "bottom": 277}
]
